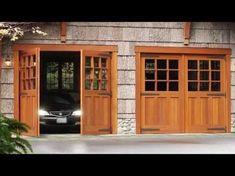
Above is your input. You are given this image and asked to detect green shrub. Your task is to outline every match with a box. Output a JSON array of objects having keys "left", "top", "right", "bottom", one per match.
[{"left": 0, "top": 113, "right": 33, "bottom": 154}]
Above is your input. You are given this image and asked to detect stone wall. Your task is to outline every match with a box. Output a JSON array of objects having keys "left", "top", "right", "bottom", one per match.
[{"left": 1, "top": 22, "right": 235, "bottom": 133}]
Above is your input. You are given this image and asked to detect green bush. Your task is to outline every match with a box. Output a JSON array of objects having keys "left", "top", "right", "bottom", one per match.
[{"left": 0, "top": 113, "right": 33, "bottom": 154}]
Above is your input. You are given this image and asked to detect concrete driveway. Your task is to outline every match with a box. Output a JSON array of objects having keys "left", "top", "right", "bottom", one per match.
[{"left": 24, "top": 133, "right": 235, "bottom": 154}]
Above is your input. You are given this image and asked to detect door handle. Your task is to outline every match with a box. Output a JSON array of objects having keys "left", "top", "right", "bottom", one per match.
[
  {"left": 207, "top": 93, "right": 225, "bottom": 96},
  {"left": 99, "top": 92, "right": 112, "bottom": 96}
]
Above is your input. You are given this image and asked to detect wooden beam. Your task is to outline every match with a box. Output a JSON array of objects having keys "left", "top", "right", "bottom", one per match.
[
  {"left": 60, "top": 22, "right": 67, "bottom": 43},
  {"left": 183, "top": 22, "right": 191, "bottom": 45}
]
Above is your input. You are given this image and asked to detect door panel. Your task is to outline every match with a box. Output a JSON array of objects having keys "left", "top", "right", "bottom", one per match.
[
  {"left": 185, "top": 56, "right": 226, "bottom": 132},
  {"left": 19, "top": 48, "right": 40, "bottom": 136},
  {"left": 81, "top": 51, "right": 111, "bottom": 134},
  {"left": 140, "top": 55, "right": 184, "bottom": 133}
]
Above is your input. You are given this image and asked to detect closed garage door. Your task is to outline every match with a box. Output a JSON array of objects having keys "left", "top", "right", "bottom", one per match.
[{"left": 136, "top": 47, "right": 231, "bottom": 134}]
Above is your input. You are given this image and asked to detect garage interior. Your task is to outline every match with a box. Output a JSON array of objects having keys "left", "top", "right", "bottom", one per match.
[{"left": 39, "top": 51, "right": 81, "bottom": 134}]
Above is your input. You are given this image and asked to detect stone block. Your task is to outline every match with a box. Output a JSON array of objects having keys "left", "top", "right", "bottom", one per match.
[
  {"left": 118, "top": 100, "right": 135, "bottom": 114},
  {"left": 118, "top": 85, "right": 135, "bottom": 99},
  {"left": 118, "top": 71, "right": 135, "bottom": 84}
]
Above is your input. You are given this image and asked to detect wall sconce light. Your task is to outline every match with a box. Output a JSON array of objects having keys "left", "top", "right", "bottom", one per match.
[{"left": 4, "top": 55, "right": 13, "bottom": 67}]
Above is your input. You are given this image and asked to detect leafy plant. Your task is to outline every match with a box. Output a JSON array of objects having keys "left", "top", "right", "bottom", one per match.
[{"left": 0, "top": 113, "right": 33, "bottom": 154}]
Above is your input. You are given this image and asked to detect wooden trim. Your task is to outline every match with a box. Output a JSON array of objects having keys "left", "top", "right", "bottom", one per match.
[
  {"left": 183, "top": 22, "right": 191, "bottom": 45},
  {"left": 111, "top": 51, "right": 118, "bottom": 134},
  {"left": 36, "top": 48, "right": 40, "bottom": 136},
  {"left": 135, "top": 52, "right": 141, "bottom": 134},
  {"left": 60, "top": 22, "right": 67, "bottom": 43},
  {"left": 13, "top": 44, "right": 118, "bottom": 52},
  {"left": 80, "top": 50, "right": 84, "bottom": 134},
  {"left": 13, "top": 51, "right": 19, "bottom": 121},
  {"left": 226, "top": 54, "right": 231, "bottom": 132},
  {"left": 135, "top": 46, "right": 231, "bottom": 55}
]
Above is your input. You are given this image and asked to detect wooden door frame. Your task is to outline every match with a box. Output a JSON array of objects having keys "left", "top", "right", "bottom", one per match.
[
  {"left": 135, "top": 46, "right": 231, "bottom": 134},
  {"left": 13, "top": 44, "right": 118, "bottom": 134}
]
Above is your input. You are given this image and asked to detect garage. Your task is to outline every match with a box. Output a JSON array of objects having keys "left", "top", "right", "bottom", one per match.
[
  {"left": 136, "top": 46, "right": 231, "bottom": 134},
  {"left": 13, "top": 45, "right": 118, "bottom": 136}
]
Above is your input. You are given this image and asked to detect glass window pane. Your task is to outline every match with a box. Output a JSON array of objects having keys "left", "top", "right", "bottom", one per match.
[
  {"left": 157, "top": 60, "right": 166, "bottom": 69},
  {"left": 33, "top": 67, "right": 36, "bottom": 77},
  {"left": 200, "top": 60, "right": 209, "bottom": 69},
  {"left": 169, "top": 82, "right": 178, "bottom": 91},
  {"left": 200, "top": 71, "right": 209, "bottom": 80},
  {"left": 101, "top": 80, "right": 107, "bottom": 90},
  {"left": 101, "top": 58, "right": 107, "bottom": 67},
  {"left": 200, "top": 82, "right": 209, "bottom": 91},
  {"left": 85, "top": 80, "right": 91, "bottom": 90},
  {"left": 94, "top": 69, "right": 100, "bottom": 79},
  {"left": 211, "top": 82, "right": 220, "bottom": 91},
  {"left": 85, "top": 56, "right": 91, "bottom": 67},
  {"left": 157, "top": 81, "right": 167, "bottom": 91},
  {"left": 33, "top": 55, "right": 36, "bottom": 66},
  {"left": 211, "top": 60, "right": 220, "bottom": 70},
  {"left": 188, "top": 82, "right": 197, "bottom": 91},
  {"left": 169, "top": 71, "right": 178, "bottom": 80},
  {"left": 94, "top": 57, "right": 99, "bottom": 67},
  {"left": 32, "top": 79, "right": 36, "bottom": 89},
  {"left": 169, "top": 60, "right": 178, "bottom": 69},
  {"left": 62, "top": 62, "right": 74, "bottom": 89},
  {"left": 93, "top": 79, "right": 99, "bottom": 90},
  {"left": 145, "top": 59, "right": 155, "bottom": 69},
  {"left": 145, "top": 81, "right": 155, "bottom": 91},
  {"left": 157, "top": 71, "right": 167, "bottom": 80},
  {"left": 47, "top": 62, "right": 59, "bottom": 90},
  {"left": 145, "top": 70, "right": 155, "bottom": 80},
  {"left": 188, "top": 60, "right": 197, "bottom": 69},
  {"left": 211, "top": 71, "right": 220, "bottom": 80},
  {"left": 188, "top": 71, "right": 197, "bottom": 80},
  {"left": 102, "top": 69, "right": 107, "bottom": 79},
  {"left": 85, "top": 68, "right": 92, "bottom": 79}
]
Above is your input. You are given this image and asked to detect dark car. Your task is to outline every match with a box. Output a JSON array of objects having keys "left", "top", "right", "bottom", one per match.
[{"left": 39, "top": 91, "right": 81, "bottom": 131}]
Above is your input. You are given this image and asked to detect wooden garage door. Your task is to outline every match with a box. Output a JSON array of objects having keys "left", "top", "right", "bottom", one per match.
[
  {"left": 19, "top": 48, "right": 40, "bottom": 136},
  {"left": 140, "top": 54, "right": 184, "bottom": 133},
  {"left": 139, "top": 53, "right": 228, "bottom": 133},
  {"left": 185, "top": 55, "right": 226, "bottom": 132},
  {"left": 81, "top": 51, "right": 112, "bottom": 134}
]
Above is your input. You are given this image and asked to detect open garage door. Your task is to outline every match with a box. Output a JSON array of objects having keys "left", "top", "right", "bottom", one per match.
[
  {"left": 19, "top": 48, "right": 40, "bottom": 136},
  {"left": 81, "top": 51, "right": 112, "bottom": 134}
]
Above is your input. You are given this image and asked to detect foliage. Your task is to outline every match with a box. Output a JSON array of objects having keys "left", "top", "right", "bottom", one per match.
[
  {"left": 0, "top": 22, "right": 47, "bottom": 42},
  {"left": 0, "top": 113, "right": 33, "bottom": 154}
]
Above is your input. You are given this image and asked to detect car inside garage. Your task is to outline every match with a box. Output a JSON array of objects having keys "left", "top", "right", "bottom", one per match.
[{"left": 39, "top": 51, "right": 81, "bottom": 134}]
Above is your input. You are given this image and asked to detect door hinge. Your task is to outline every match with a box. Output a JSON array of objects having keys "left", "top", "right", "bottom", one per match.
[
  {"left": 141, "top": 128, "right": 160, "bottom": 131},
  {"left": 20, "top": 92, "right": 28, "bottom": 96},
  {"left": 207, "top": 93, "right": 225, "bottom": 96},
  {"left": 99, "top": 128, "right": 111, "bottom": 132},
  {"left": 99, "top": 92, "right": 112, "bottom": 96},
  {"left": 141, "top": 92, "right": 160, "bottom": 96},
  {"left": 207, "top": 127, "right": 225, "bottom": 131}
]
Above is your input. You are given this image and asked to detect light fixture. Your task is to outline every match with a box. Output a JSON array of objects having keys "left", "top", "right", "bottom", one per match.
[{"left": 4, "top": 55, "right": 12, "bottom": 67}]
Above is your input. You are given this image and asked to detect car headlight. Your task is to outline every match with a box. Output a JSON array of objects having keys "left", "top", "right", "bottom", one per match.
[
  {"left": 72, "top": 110, "right": 82, "bottom": 116},
  {"left": 39, "top": 109, "right": 49, "bottom": 116}
]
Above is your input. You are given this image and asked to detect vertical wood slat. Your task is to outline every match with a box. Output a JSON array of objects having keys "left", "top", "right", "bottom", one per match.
[
  {"left": 183, "top": 22, "right": 191, "bottom": 45},
  {"left": 111, "top": 51, "right": 117, "bottom": 134},
  {"left": 60, "top": 22, "right": 67, "bottom": 43},
  {"left": 136, "top": 52, "right": 141, "bottom": 133}
]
